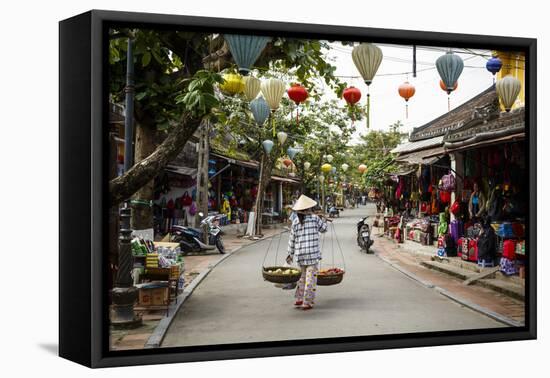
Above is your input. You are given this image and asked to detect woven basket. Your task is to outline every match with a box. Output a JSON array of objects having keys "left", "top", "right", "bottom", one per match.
[
  {"left": 262, "top": 266, "right": 301, "bottom": 284},
  {"left": 317, "top": 271, "right": 344, "bottom": 286}
]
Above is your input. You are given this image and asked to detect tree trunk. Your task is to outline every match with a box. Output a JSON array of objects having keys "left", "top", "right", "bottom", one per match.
[
  {"left": 109, "top": 114, "right": 201, "bottom": 206},
  {"left": 195, "top": 121, "right": 210, "bottom": 230},
  {"left": 131, "top": 120, "right": 156, "bottom": 230},
  {"left": 253, "top": 154, "right": 274, "bottom": 236}
]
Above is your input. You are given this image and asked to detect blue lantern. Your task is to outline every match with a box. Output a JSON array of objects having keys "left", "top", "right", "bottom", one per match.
[
  {"left": 486, "top": 55, "right": 503, "bottom": 76},
  {"left": 208, "top": 168, "right": 216, "bottom": 176},
  {"left": 331, "top": 166, "right": 337, "bottom": 174},
  {"left": 436, "top": 51, "right": 464, "bottom": 94},
  {"left": 287, "top": 147, "right": 298, "bottom": 159},
  {"left": 262, "top": 140, "right": 274, "bottom": 154},
  {"left": 224, "top": 34, "right": 271, "bottom": 75},
  {"left": 250, "top": 97, "right": 270, "bottom": 126}
]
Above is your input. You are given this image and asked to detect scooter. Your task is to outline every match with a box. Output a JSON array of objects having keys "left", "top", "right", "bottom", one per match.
[
  {"left": 171, "top": 212, "right": 225, "bottom": 254},
  {"left": 357, "top": 217, "right": 374, "bottom": 253}
]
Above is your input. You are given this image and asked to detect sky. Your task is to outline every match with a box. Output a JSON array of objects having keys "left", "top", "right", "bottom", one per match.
[{"left": 319, "top": 43, "right": 496, "bottom": 143}]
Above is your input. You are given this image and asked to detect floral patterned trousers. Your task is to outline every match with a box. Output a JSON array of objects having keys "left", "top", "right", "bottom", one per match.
[{"left": 295, "top": 264, "right": 318, "bottom": 307}]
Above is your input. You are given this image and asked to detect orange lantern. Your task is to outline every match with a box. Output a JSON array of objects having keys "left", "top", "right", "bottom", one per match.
[
  {"left": 398, "top": 81, "right": 415, "bottom": 118},
  {"left": 358, "top": 164, "right": 367, "bottom": 173},
  {"left": 283, "top": 158, "right": 292, "bottom": 168},
  {"left": 439, "top": 79, "right": 458, "bottom": 93}
]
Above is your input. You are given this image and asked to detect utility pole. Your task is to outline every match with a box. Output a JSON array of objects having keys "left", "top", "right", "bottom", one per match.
[{"left": 111, "top": 36, "right": 141, "bottom": 328}]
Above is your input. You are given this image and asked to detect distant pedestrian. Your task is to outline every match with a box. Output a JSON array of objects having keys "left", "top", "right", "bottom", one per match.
[{"left": 286, "top": 195, "right": 329, "bottom": 311}]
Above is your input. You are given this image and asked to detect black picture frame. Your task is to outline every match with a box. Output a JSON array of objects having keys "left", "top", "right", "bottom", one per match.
[{"left": 59, "top": 9, "right": 537, "bottom": 368}]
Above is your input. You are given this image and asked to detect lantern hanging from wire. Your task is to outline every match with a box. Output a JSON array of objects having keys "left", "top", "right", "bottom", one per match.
[
  {"left": 326, "top": 154, "right": 334, "bottom": 163},
  {"left": 223, "top": 34, "right": 271, "bottom": 76},
  {"left": 261, "top": 78, "right": 286, "bottom": 136},
  {"left": 321, "top": 163, "right": 332, "bottom": 173},
  {"left": 352, "top": 43, "right": 383, "bottom": 128},
  {"left": 262, "top": 139, "right": 274, "bottom": 154},
  {"left": 341, "top": 163, "right": 349, "bottom": 172},
  {"left": 398, "top": 81, "right": 416, "bottom": 118},
  {"left": 287, "top": 83, "right": 308, "bottom": 126},
  {"left": 331, "top": 166, "right": 337, "bottom": 174},
  {"left": 287, "top": 147, "right": 299, "bottom": 159},
  {"left": 304, "top": 161, "right": 311, "bottom": 170},
  {"left": 439, "top": 79, "right": 458, "bottom": 93},
  {"left": 358, "top": 164, "right": 367, "bottom": 173},
  {"left": 283, "top": 158, "right": 293, "bottom": 168},
  {"left": 243, "top": 76, "right": 261, "bottom": 101},
  {"left": 343, "top": 86, "right": 362, "bottom": 126},
  {"left": 436, "top": 51, "right": 464, "bottom": 112},
  {"left": 319, "top": 175, "right": 325, "bottom": 184},
  {"left": 276, "top": 131, "right": 288, "bottom": 145},
  {"left": 220, "top": 73, "right": 244, "bottom": 95},
  {"left": 250, "top": 97, "right": 270, "bottom": 126},
  {"left": 496, "top": 75, "right": 521, "bottom": 112},
  {"left": 486, "top": 54, "right": 503, "bottom": 83}
]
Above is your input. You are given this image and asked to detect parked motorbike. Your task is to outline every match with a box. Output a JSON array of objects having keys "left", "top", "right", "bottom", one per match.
[
  {"left": 170, "top": 212, "right": 225, "bottom": 254},
  {"left": 357, "top": 217, "right": 374, "bottom": 253}
]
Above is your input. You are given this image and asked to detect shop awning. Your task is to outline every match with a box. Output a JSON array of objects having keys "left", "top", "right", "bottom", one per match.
[
  {"left": 165, "top": 164, "right": 197, "bottom": 177},
  {"left": 271, "top": 175, "right": 301, "bottom": 184},
  {"left": 391, "top": 136, "right": 444, "bottom": 154},
  {"left": 211, "top": 153, "right": 260, "bottom": 170},
  {"left": 444, "top": 132, "right": 525, "bottom": 153},
  {"left": 395, "top": 146, "right": 446, "bottom": 165}
]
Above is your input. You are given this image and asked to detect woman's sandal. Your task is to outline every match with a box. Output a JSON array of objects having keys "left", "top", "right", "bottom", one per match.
[
  {"left": 302, "top": 305, "right": 313, "bottom": 311},
  {"left": 294, "top": 301, "right": 303, "bottom": 306}
]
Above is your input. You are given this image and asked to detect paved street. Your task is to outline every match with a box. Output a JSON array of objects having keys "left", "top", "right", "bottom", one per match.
[{"left": 162, "top": 204, "right": 505, "bottom": 348}]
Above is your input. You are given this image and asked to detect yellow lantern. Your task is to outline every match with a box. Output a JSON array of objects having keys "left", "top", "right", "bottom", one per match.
[
  {"left": 220, "top": 73, "right": 244, "bottom": 95},
  {"left": 321, "top": 163, "right": 332, "bottom": 173}
]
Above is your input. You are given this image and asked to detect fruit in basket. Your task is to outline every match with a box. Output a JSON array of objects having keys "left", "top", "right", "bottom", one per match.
[{"left": 319, "top": 267, "right": 344, "bottom": 275}]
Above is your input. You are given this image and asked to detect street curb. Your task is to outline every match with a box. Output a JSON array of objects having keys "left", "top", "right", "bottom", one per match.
[
  {"left": 144, "top": 229, "right": 287, "bottom": 348},
  {"left": 374, "top": 251, "right": 524, "bottom": 328}
]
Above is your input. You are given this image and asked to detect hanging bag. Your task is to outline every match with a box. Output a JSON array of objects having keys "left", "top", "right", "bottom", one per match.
[{"left": 181, "top": 191, "right": 192, "bottom": 206}]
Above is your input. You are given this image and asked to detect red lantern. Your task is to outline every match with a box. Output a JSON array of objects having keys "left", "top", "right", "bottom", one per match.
[
  {"left": 439, "top": 80, "right": 458, "bottom": 111},
  {"left": 287, "top": 83, "right": 308, "bottom": 126},
  {"left": 439, "top": 79, "right": 458, "bottom": 93},
  {"left": 283, "top": 158, "right": 293, "bottom": 167},
  {"left": 398, "top": 81, "right": 415, "bottom": 118},
  {"left": 343, "top": 87, "right": 362, "bottom": 125}
]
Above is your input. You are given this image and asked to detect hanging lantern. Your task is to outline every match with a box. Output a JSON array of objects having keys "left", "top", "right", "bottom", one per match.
[
  {"left": 287, "top": 83, "right": 308, "bottom": 126},
  {"left": 287, "top": 147, "right": 298, "bottom": 159},
  {"left": 223, "top": 34, "right": 271, "bottom": 75},
  {"left": 496, "top": 75, "right": 522, "bottom": 112},
  {"left": 304, "top": 161, "right": 311, "bottom": 170},
  {"left": 326, "top": 154, "right": 334, "bottom": 163},
  {"left": 261, "top": 78, "right": 286, "bottom": 111},
  {"left": 261, "top": 78, "right": 286, "bottom": 136},
  {"left": 341, "top": 163, "right": 349, "bottom": 172},
  {"left": 343, "top": 86, "right": 362, "bottom": 125},
  {"left": 352, "top": 43, "right": 383, "bottom": 129},
  {"left": 436, "top": 51, "right": 464, "bottom": 111},
  {"left": 439, "top": 79, "right": 458, "bottom": 93},
  {"left": 398, "top": 81, "right": 416, "bottom": 118},
  {"left": 283, "top": 158, "right": 293, "bottom": 168},
  {"left": 262, "top": 140, "right": 274, "bottom": 154},
  {"left": 486, "top": 54, "right": 503, "bottom": 78},
  {"left": 321, "top": 163, "right": 332, "bottom": 173},
  {"left": 358, "top": 164, "right": 367, "bottom": 173},
  {"left": 276, "top": 131, "right": 288, "bottom": 145},
  {"left": 243, "top": 76, "right": 261, "bottom": 101},
  {"left": 219, "top": 73, "right": 244, "bottom": 95},
  {"left": 331, "top": 166, "right": 337, "bottom": 174},
  {"left": 250, "top": 97, "right": 270, "bottom": 126},
  {"left": 319, "top": 175, "right": 325, "bottom": 184}
]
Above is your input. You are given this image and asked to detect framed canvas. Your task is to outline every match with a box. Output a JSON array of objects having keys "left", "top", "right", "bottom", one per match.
[{"left": 59, "top": 9, "right": 536, "bottom": 368}]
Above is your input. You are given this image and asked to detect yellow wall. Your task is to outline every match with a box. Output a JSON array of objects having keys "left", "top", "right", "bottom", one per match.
[{"left": 496, "top": 51, "right": 525, "bottom": 110}]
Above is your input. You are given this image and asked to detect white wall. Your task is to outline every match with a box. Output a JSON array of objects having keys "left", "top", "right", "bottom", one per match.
[{"left": 1, "top": 1, "right": 546, "bottom": 377}]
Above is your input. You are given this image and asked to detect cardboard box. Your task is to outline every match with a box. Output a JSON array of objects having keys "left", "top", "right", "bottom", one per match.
[{"left": 139, "top": 287, "right": 168, "bottom": 306}]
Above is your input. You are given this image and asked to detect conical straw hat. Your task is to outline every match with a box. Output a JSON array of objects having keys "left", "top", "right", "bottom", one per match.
[{"left": 292, "top": 195, "right": 317, "bottom": 211}]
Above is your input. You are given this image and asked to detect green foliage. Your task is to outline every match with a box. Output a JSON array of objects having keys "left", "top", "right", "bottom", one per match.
[{"left": 175, "top": 70, "right": 224, "bottom": 117}]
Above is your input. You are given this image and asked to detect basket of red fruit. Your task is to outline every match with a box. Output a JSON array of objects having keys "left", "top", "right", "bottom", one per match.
[{"left": 317, "top": 267, "right": 345, "bottom": 286}]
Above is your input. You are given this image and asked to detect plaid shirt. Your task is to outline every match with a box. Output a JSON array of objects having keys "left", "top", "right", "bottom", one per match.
[{"left": 287, "top": 214, "right": 328, "bottom": 266}]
